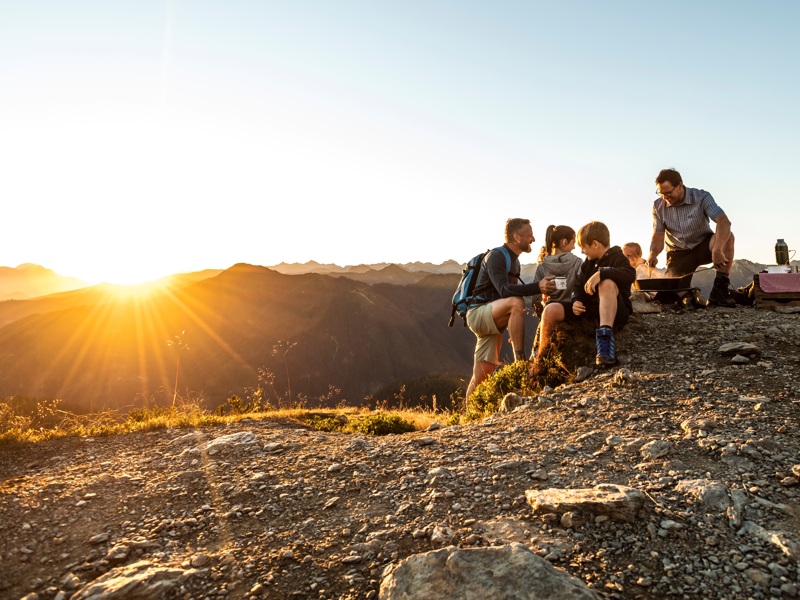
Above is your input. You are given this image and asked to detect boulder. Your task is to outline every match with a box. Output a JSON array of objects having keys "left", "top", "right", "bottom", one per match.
[
  {"left": 380, "top": 543, "right": 600, "bottom": 599},
  {"left": 70, "top": 560, "right": 193, "bottom": 599},
  {"left": 525, "top": 484, "right": 645, "bottom": 523}
]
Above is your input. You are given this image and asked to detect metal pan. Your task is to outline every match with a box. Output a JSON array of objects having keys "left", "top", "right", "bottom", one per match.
[
  {"left": 633, "top": 266, "right": 712, "bottom": 292},
  {"left": 633, "top": 272, "right": 694, "bottom": 291}
]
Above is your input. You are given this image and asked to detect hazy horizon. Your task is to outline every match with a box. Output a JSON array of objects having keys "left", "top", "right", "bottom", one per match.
[{"left": 0, "top": 253, "right": 785, "bottom": 289}]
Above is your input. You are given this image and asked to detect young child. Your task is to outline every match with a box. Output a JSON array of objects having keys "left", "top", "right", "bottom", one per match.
[
  {"left": 621, "top": 242, "right": 653, "bottom": 280},
  {"left": 534, "top": 225, "right": 583, "bottom": 304},
  {"left": 623, "top": 241, "right": 665, "bottom": 300},
  {"left": 535, "top": 221, "right": 635, "bottom": 367}
]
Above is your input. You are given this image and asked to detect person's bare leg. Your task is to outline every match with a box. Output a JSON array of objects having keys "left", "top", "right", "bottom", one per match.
[
  {"left": 536, "top": 302, "right": 565, "bottom": 358},
  {"left": 597, "top": 279, "right": 619, "bottom": 327},
  {"left": 466, "top": 359, "right": 494, "bottom": 399},
  {"left": 491, "top": 296, "right": 526, "bottom": 359}
]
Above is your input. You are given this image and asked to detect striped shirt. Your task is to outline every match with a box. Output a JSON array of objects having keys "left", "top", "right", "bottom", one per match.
[{"left": 652, "top": 187, "right": 725, "bottom": 251}]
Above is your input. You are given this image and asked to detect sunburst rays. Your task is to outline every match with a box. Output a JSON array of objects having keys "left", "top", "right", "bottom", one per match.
[{"left": 44, "top": 281, "right": 253, "bottom": 410}]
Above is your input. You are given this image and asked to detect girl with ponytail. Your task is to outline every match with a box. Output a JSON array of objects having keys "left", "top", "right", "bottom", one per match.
[{"left": 533, "top": 225, "right": 582, "bottom": 304}]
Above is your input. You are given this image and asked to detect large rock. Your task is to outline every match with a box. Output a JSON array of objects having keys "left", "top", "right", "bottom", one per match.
[
  {"left": 70, "top": 560, "right": 194, "bottom": 599},
  {"left": 718, "top": 342, "right": 760, "bottom": 356},
  {"left": 525, "top": 484, "right": 645, "bottom": 523},
  {"left": 379, "top": 543, "right": 600, "bottom": 600},
  {"left": 675, "top": 479, "right": 731, "bottom": 511},
  {"left": 203, "top": 431, "right": 257, "bottom": 454}
]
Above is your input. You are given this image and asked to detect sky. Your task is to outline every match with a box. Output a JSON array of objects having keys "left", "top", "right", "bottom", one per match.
[{"left": 2, "top": 1, "right": 798, "bottom": 284}]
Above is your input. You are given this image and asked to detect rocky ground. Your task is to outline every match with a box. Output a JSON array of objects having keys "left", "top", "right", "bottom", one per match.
[{"left": 1, "top": 303, "right": 800, "bottom": 599}]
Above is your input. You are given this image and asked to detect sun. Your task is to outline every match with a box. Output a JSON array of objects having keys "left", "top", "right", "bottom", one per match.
[{"left": 74, "top": 264, "right": 173, "bottom": 287}]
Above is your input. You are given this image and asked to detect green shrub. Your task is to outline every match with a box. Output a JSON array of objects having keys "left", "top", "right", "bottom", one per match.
[
  {"left": 466, "top": 361, "right": 535, "bottom": 421},
  {"left": 350, "top": 412, "right": 416, "bottom": 436},
  {"left": 465, "top": 321, "right": 606, "bottom": 422},
  {"left": 306, "top": 415, "right": 347, "bottom": 432},
  {"left": 445, "top": 412, "right": 462, "bottom": 426}
]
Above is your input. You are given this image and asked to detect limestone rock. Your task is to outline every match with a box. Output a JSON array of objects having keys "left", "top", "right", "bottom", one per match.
[
  {"left": 379, "top": 543, "right": 600, "bottom": 599},
  {"left": 499, "top": 393, "right": 524, "bottom": 413},
  {"left": 675, "top": 479, "right": 731, "bottom": 512},
  {"left": 718, "top": 342, "right": 761, "bottom": 356},
  {"left": 70, "top": 560, "right": 194, "bottom": 599},
  {"left": 525, "top": 484, "right": 645, "bottom": 523},
  {"left": 203, "top": 431, "right": 257, "bottom": 454}
]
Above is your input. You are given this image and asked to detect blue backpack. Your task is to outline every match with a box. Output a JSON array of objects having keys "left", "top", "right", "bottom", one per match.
[{"left": 449, "top": 246, "right": 515, "bottom": 327}]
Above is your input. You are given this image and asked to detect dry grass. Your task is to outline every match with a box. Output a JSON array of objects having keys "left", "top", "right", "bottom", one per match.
[{"left": 0, "top": 397, "right": 456, "bottom": 446}]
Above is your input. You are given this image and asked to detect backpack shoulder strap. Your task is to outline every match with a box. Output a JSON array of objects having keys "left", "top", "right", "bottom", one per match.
[{"left": 496, "top": 245, "right": 524, "bottom": 283}]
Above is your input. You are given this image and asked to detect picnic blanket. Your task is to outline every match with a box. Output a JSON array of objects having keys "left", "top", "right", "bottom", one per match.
[{"left": 758, "top": 273, "right": 800, "bottom": 293}]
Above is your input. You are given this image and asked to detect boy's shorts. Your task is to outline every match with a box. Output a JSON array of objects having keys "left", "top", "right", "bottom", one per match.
[
  {"left": 666, "top": 232, "right": 714, "bottom": 276},
  {"left": 560, "top": 293, "right": 631, "bottom": 330},
  {"left": 466, "top": 302, "right": 502, "bottom": 364}
]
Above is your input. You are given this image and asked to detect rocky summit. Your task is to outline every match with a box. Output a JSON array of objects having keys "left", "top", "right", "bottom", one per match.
[{"left": 1, "top": 305, "right": 799, "bottom": 600}]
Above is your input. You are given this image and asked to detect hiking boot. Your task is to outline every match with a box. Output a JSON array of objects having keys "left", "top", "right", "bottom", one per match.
[
  {"left": 709, "top": 278, "right": 736, "bottom": 308},
  {"left": 595, "top": 326, "right": 616, "bottom": 367}
]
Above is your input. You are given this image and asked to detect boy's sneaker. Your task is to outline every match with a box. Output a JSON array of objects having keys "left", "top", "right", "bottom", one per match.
[
  {"left": 709, "top": 278, "right": 736, "bottom": 308},
  {"left": 595, "top": 326, "right": 616, "bottom": 367}
]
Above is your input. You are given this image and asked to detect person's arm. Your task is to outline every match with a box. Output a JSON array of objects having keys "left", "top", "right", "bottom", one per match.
[
  {"left": 490, "top": 250, "right": 554, "bottom": 297},
  {"left": 598, "top": 255, "right": 637, "bottom": 289},
  {"left": 647, "top": 230, "right": 665, "bottom": 268},
  {"left": 584, "top": 252, "right": 636, "bottom": 295},
  {"left": 711, "top": 212, "right": 732, "bottom": 269},
  {"left": 503, "top": 277, "right": 555, "bottom": 297}
]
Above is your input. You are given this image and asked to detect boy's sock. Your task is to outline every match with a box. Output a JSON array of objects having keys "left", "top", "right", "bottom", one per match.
[{"left": 595, "top": 326, "right": 616, "bottom": 367}]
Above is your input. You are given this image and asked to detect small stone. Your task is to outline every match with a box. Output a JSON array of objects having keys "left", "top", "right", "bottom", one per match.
[{"left": 191, "top": 553, "right": 212, "bottom": 568}]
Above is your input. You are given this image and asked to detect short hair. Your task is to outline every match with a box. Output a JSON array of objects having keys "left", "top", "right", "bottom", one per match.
[
  {"left": 505, "top": 218, "right": 531, "bottom": 243},
  {"left": 655, "top": 168, "right": 682, "bottom": 187},
  {"left": 622, "top": 242, "right": 642, "bottom": 258},
  {"left": 577, "top": 221, "right": 610, "bottom": 248}
]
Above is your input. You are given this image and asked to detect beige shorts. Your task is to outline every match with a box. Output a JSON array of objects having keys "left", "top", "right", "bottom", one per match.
[{"left": 466, "top": 302, "right": 502, "bottom": 365}]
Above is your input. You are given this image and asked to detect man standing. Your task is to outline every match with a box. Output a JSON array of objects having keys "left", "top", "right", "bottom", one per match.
[
  {"left": 647, "top": 168, "right": 736, "bottom": 307},
  {"left": 464, "top": 218, "right": 555, "bottom": 399}
]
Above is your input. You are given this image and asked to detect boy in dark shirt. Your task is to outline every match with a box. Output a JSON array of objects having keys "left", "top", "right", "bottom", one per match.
[{"left": 535, "top": 221, "right": 635, "bottom": 367}]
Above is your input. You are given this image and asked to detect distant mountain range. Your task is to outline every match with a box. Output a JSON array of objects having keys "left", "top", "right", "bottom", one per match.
[
  {"left": 0, "top": 257, "right": 781, "bottom": 413},
  {"left": 0, "top": 265, "right": 479, "bottom": 412},
  {"left": 0, "top": 264, "right": 88, "bottom": 301}
]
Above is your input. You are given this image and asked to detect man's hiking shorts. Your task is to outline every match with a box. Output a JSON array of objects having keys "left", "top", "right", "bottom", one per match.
[{"left": 466, "top": 302, "right": 502, "bottom": 365}]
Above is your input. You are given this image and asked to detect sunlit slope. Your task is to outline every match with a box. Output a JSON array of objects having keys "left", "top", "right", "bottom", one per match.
[{"left": 0, "top": 264, "right": 473, "bottom": 410}]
